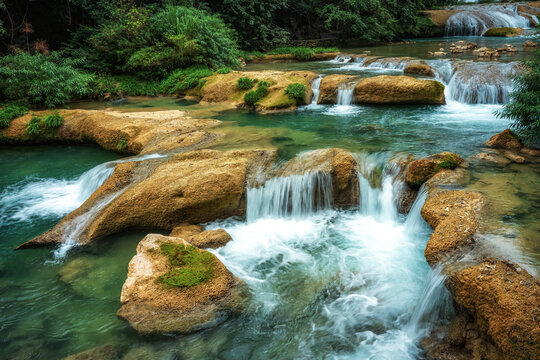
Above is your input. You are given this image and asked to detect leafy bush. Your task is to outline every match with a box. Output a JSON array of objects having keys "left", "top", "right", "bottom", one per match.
[
  {"left": 161, "top": 66, "right": 213, "bottom": 94},
  {"left": 238, "top": 50, "right": 265, "bottom": 62},
  {"left": 217, "top": 67, "right": 232, "bottom": 74},
  {"left": 291, "top": 48, "right": 314, "bottom": 60},
  {"left": 43, "top": 112, "right": 64, "bottom": 128},
  {"left": 26, "top": 117, "right": 41, "bottom": 135},
  {"left": 285, "top": 83, "right": 306, "bottom": 102},
  {"left": 258, "top": 80, "right": 270, "bottom": 88},
  {"left": 244, "top": 81, "right": 270, "bottom": 106},
  {"left": 92, "top": 75, "right": 162, "bottom": 97},
  {"left": 498, "top": 49, "right": 540, "bottom": 145},
  {"left": 0, "top": 104, "right": 28, "bottom": 128},
  {"left": 159, "top": 242, "right": 215, "bottom": 287},
  {"left": 237, "top": 77, "right": 255, "bottom": 90},
  {"left": 0, "top": 52, "right": 94, "bottom": 108}
]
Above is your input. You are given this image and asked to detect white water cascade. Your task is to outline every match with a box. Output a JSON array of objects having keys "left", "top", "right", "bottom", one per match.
[
  {"left": 337, "top": 83, "right": 355, "bottom": 106},
  {"left": 0, "top": 153, "right": 165, "bottom": 225},
  {"left": 310, "top": 75, "right": 323, "bottom": 105},
  {"left": 208, "top": 157, "right": 451, "bottom": 358},
  {"left": 446, "top": 4, "right": 531, "bottom": 36}
]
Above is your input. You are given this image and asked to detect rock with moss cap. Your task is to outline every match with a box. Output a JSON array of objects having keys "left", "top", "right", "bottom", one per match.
[
  {"left": 117, "top": 234, "right": 245, "bottom": 334},
  {"left": 406, "top": 152, "right": 465, "bottom": 188},
  {"left": 486, "top": 129, "right": 522, "bottom": 150}
]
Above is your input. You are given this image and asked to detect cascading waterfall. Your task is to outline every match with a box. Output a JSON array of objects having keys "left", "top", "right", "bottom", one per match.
[
  {"left": 310, "top": 75, "right": 323, "bottom": 105},
  {"left": 445, "top": 4, "right": 531, "bottom": 36},
  {"left": 0, "top": 153, "right": 165, "bottom": 224},
  {"left": 337, "top": 82, "right": 355, "bottom": 106},
  {"left": 208, "top": 157, "right": 451, "bottom": 358},
  {"left": 246, "top": 171, "right": 332, "bottom": 222}
]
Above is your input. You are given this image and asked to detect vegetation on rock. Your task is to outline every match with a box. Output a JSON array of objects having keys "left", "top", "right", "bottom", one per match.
[
  {"left": 159, "top": 242, "right": 215, "bottom": 288},
  {"left": 237, "top": 77, "right": 255, "bottom": 91},
  {"left": 285, "top": 83, "right": 307, "bottom": 103},
  {"left": 244, "top": 81, "right": 270, "bottom": 106},
  {"left": 0, "top": 104, "right": 28, "bottom": 128},
  {"left": 483, "top": 27, "right": 520, "bottom": 37},
  {"left": 43, "top": 112, "right": 64, "bottom": 129},
  {"left": 25, "top": 116, "right": 41, "bottom": 135}
]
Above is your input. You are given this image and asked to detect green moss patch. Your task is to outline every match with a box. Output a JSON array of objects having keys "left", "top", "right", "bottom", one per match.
[
  {"left": 483, "top": 27, "right": 519, "bottom": 37},
  {"left": 436, "top": 154, "right": 459, "bottom": 170},
  {"left": 159, "top": 242, "right": 215, "bottom": 288}
]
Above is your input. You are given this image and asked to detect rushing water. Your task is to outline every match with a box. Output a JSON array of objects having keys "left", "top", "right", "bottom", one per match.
[{"left": 1, "top": 37, "right": 539, "bottom": 358}]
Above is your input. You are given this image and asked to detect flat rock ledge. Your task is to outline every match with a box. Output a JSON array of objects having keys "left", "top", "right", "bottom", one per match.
[
  {"left": 419, "top": 160, "right": 540, "bottom": 360},
  {"left": 117, "top": 234, "right": 245, "bottom": 334}
]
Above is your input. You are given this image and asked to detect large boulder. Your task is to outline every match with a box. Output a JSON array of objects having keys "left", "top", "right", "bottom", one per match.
[
  {"left": 117, "top": 234, "right": 245, "bottom": 334},
  {"left": 353, "top": 76, "right": 445, "bottom": 105},
  {"left": 19, "top": 149, "right": 276, "bottom": 248},
  {"left": 200, "top": 70, "right": 316, "bottom": 111},
  {"left": 447, "top": 261, "right": 540, "bottom": 360},
  {"left": 403, "top": 61, "right": 434, "bottom": 77},
  {"left": 0, "top": 110, "right": 220, "bottom": 155},
  {"left": 421, "top": 10, "right": 463, "bottom": 36},
  {"left": 485, "top": 129, "right": 522, "bottom": 150},
  {"left": 317, "top": 75, "right": 359, "bottom": 104},
  {"left": 406, "top": 152, "right": 465, "bottom": 187}
]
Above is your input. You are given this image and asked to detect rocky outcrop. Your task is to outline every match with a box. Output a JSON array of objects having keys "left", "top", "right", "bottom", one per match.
[
  {"left": 188, "top": 229, "right": 232, "bottom": 249},
  {"left": 353, "top": 76, "right": 445, "bottom": 105},
  {"left": 0, "top": 110, "right": 221, "bottom": 155},
  {"left": 449, "top": 40, "right": 478, "bottom": 54},
  {"left": 483, "top": 27, "right": 523, "bottom": 37},
  {"left": 403, "top": 61, "right": 434, "bottom": 76},
  {"left": 19, "top": 149, "right": 276, "bottom": 248},
  {"left": 117, "top": 234, "right": 245, "bottom": 334},
  {"left": 406, "top": 152, "right": 465, "bottom": 187},
  {"left": 486, "top": 129, "right": 522, "bottom": 150},
  {"left": 200, "top": 70, "right": 316, "bottom": 111},
  {"left": 317, "top": 75, "right": 358, "bottom": 104},
  {"left": 482, "top": 129, "right": 540, "bottom": 164},
  {"left": 523, "top": 40, "right": 538, "bottom": 48},
  {"left": 422, "top": 10, "right": 463, "bottom": 36}
]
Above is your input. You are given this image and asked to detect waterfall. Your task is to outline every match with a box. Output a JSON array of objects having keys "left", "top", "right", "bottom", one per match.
[
  {"left": 337, "top": 83, "right": 355, "bottom": 106},
  {"left": 0, "top": 153, "right": 166, "bottom": 224},
  {"left": 246, "top": 171, "right": 332, "bottom": 222},
  {"left": 310, "top": 75, "right": 323, "bottom": 105},
  {"left": 445, "top": 4, "right": 531, "bottom": 36}
]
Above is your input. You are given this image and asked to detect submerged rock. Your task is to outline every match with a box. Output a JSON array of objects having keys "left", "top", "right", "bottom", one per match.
[
  {"left": 406, "top": 152, "right": 465, "bottom": 187},
  {"left": 353, "top": 75, "right": 445, "bottom": 105},
  {"left": 117, "top": 234, "right": 245, "bottom": 334},
  {"left": 62, "top": 344, "right": 121, "bottom": 360}
]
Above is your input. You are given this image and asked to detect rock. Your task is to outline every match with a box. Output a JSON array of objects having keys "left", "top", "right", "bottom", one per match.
[
  {"left": 432, "top": 51, "right": 446, "bottom": 57},
  {"left": 62, "top": 344, "right": 121, "bottom": 360},
  {"left": 483, "top": 27, "right": 523, "bottom": 37},
  {"left": 403, "top": 61, "right": 434, "bottom": 76},
  {"left": 188, "top": 229, "right": 232, "bottom": 249},
  {"left": 471, "top": 152, "right": 510, "bottom": 166},
  {"left": 421, "top": 190, "right": 483, "bottom": 265},
  {"left": 449, "top": 41, "right": 477, "bottom": 54},
  {"left": 117, "top": 234, "right": 245, "bottom": 334},
  {"left": 353, "top": 76, "right": 445, "bottom": 105},
  {"left": 406, "top": 152, "right": 465, "bottom": 187},
  {"left": 523, "top": 40, "right": 538, "bottom": 48},
  {"left": 474, "top": 47, "right": 501, "bottom": 60},
  {"left": 200, "top": 70, "right": 317, "bottom": 111},
  {"left": 19, "top": 149, "right": 276, "bottom": 248},
  {"left": 503, "top": 150, "right": 527, "bottom": 164},
  {"left": 520, "top": 147, "right": 540, "bottom": 157},
  {"left": 421, "top": 10, "right": 463, "bottom": 36},
  {"left": 170, "top": 224, "right": 205, "bottom": 238},
  {"left": 447, "top": 261, "right": 540, "bottom": 360},
  {"left": 317, "top": 75, "right": 358, "bottom": 104},
  {"left": 0, "top": 110, "right": 221, "bottom": 155},
  {"left": 486, "top": 129, "right": 522, "bottom": 150}
]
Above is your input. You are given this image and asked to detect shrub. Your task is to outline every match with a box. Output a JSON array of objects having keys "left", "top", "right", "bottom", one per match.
[
  {"left": 26, "top": 117, "right": 41, "bottom": 135},
  {"left": 159, "top": 242, "right": 215, "bottom": 287},
  {"left": 161, "top": 66, "right": 213, "bottom": 94},
  {"left": 0, "top": 104, "right": 28, "bottom": 128},
  {"left": 238, "top": 50, "right": 265, "bottom": 62},
  {"left": 291, "top": 48, "right": 314, "bottom": 60},
  {"left": 117, "top": 139, "right": 128, "bottom": 152},
  {"left": 216, "top": 67, "right": 232, "bottom": 74},
  {"left": 237, "top": 77, "right": 254, "bottom": 90},
  {"left": 285, "top": 83, "right": 307, "bottom": 102},
  {"left": 92, "top": 76, "right": 162, "bottom": 97},
  {"left": 43, "top": 112, "right": 64, "bottom": 129},
  {"left": 244, "top": 81, "right": 269, "bottom": 106},
  {"left": 0, "top": 52, "right": 94, "bottom": 108}
]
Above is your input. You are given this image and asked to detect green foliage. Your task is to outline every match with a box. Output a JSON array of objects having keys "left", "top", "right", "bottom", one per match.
[
  {"left": 0, "top": 52, "right": 94, "bottom": 108},
  {"left": 285, "top": 83, "right": 306, "bottom": 102},
  {"left": 0, "top": 104, "right": 28, "bottom": 128},
  {"left": 217, "top": 67, "right": 232, "bottom": 74},
  {"left": 43, "top": 112, "right": 64, "bottom": 129},
  {"left": 26, "top": 117, "right": 42, "bottom": 135},
  {"left": 437, "top": 154, "right": 459, "bottom": 169},
  {"left": 237, "top": 77, "right": 255, "bottom": 90},
  {"left": 117, "top": 139, "right": 128, "bottom": 152},
  {"left": 92, "top": 75, "right": 162, "bottom": 97},
  {"left": 244, "top": 81, "right": 269, "bottom": 106},
  {"left": 161, "top": 66, "right": 213, "bottom": 94},
  {"left": 159, "top": 242, "right": 215, "bottom": 288},
  {"left": 498, "top": 50, "right": 540, "bottom": 145},
  {"left": 238, "top": 50, "right": 265, "bottom": 61}
]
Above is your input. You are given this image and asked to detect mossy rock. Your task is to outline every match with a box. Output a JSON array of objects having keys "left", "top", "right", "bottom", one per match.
[
  {"left": 483, "top": 27, "right": 522, "bottom": 37},
  {"left": 159, "top": 242, "right": 215, "bottom": 288},
  {"left": 406, "top": 152, "right": 464, "bottom": 187}
]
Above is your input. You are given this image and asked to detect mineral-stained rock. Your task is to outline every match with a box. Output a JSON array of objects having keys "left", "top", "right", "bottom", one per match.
[
  {"left": 421, "top": 190, "right": 483, "bottom": 265},
  {"left": 406, "top": 152, "right": 465, "bottom": 187},
  {"left": 447, "top": 261, "right": 540, "bottom": 360},
  {"left": 188, "top": 229, "right": 233, "bottom": 249},
  {"left": 486, "top": 129, "right": 522, "bottom": 150},
  {"left": 117, "top": 234, "right": 245, "bottom": 334},
  {"left": 19, "top": 149, "right": 276, "bottom": 248},
  {"left": 353, "top": 75, "right": 445, "bottom": 105},
  {"left": 169, "top": 224, "right": 205, "bottom": 238},
  {"left": 317, "top": 75, "right": 359, "bottom": 104},
  {"left": 403, "top": 61, "right": 435, "bottom": 76}
]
